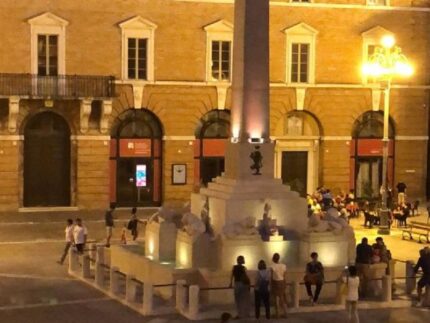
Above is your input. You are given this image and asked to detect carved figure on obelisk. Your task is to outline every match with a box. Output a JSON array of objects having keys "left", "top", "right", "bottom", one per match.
[{"left": 250, "top": 146, "right": 263, "bottom": 175}]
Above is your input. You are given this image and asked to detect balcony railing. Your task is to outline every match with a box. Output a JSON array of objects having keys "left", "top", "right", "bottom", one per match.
[{"left": 0, "top": 74, "right": 115, "bottom": 99}]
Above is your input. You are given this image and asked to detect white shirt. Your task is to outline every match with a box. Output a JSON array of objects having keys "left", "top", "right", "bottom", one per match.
[
  {"left": 73, "top": 225, "right": 88, "bottom": 244},
  {"left": 65, "top": 225, "right": 74, "bottom": 243},
  {"left": 343, "top": 276, "right": 360, "bottom": 301},
  {"left": 271, "top": 262, "right": 287, "bottom": 281}
]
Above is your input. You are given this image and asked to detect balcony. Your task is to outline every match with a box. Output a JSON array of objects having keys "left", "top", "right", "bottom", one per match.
[{"left": 0, "top": 74, "right": 115, "bottom": 99}]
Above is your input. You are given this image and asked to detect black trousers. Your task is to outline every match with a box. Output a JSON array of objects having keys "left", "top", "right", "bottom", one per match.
[
  {"left": 254, "top": 290, "right": 270, "bottom": 319},
  {"left": 305, "top": 282, "right": 323, "bottom": 302}
]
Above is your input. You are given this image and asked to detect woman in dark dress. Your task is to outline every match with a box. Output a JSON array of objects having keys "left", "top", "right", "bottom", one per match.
[{"left": 229, "top": 255, "right": 251, "bottom": 319}]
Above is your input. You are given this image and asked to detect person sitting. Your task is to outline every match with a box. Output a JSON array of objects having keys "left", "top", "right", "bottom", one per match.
[
  {"left": 304, "top": 252, "right": 324, "bottom": 305},
  {"left": 399, "top": 203, "right": 410, "bottom": 227}
]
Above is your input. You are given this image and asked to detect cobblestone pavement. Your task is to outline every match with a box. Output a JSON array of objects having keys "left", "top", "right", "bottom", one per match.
[{"left": 0, "top": 208, "right": 428, "bottom": 322}]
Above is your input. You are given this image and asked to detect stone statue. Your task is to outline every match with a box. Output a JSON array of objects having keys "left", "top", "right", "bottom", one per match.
[
  {"left": 250, "top": 145, "right": 263, "bottom": 175},
  {"left": 181, "top": 212, "right": 206, "bottom": 238},
  {"left": 148, "top": 205, "right": 178, "bottom": 223},
  {"left": 200, "top": 197, "right": 213, "bottom": 235},
  {"left": 258, "top": 201, "right": 278, "bottom": 240},
  {"left": 223, "top": 216, "right": 259, "bottom": 238}
]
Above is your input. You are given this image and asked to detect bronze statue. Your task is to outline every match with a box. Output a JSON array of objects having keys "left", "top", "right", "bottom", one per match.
[{"left": 250, "top": 145, "right": 263, "bottom": 175}]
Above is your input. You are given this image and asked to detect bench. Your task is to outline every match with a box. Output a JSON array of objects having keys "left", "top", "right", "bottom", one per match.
[{"left": 402, "top": 221, "right": 430, "bottom": 243}]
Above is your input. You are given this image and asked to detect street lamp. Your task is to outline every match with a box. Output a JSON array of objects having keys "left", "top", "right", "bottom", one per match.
[{"left": 362, "top": 35, "right": 413, "bottom": 234}]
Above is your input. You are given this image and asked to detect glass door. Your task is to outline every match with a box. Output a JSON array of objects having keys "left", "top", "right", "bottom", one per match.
[{"left": 355, "top": 157, "right": 382, "bottom": 200}]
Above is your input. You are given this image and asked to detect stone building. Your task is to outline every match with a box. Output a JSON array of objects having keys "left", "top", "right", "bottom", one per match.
[{"left": 0, "top": 0, "right": 428, "bottom": 211}]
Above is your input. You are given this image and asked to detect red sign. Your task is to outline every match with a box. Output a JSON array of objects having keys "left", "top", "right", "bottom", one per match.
[{"left": 119, "top": 139, "right": 152, "bottom": 157}]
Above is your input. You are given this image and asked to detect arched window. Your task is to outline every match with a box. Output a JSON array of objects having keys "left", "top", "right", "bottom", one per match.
[
  {"left": 110, "top": 109, "right": 163, "bottom": 207},
  {"left": 194, "top": 110, "right": 230, "bottom": 186},
  {"left": 352, "top": 111, "right": 394, "bottom": 139}
]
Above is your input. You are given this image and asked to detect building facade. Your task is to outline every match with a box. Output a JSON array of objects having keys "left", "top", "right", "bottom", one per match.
[{"left": 0, "top": 0, "right": 429, "bottom": 211}]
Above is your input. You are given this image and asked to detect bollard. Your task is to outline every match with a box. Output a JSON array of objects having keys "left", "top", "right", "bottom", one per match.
[
  {"left": 142, "top": 283, "right": 153, "bottom": 315},
  {"left": 336, "top": 279, "right": 346, "bottom": 306},
  {"left": 126, "top": 275, "right": 137, "bottom": 303},
  {"left": 292, "top": 281, "right": 300, "bottom": 309},
  {"left": 110, "top": 266, "right": 120, "bottom": 295},
  {"left": 96, "top": 245, "right": 105, "bottom": 265},
  {"left": 422, "top": 286, "right": 430, "bottom": 307},
  {"left": 68, "top": 247, "right": 79, "bottom": 273},
  {"left": 176, "top": 280, "right": 187, "bottom": 312},
  {"left": 95, "top": 262, "right": 104, "bottom": 287},
  {"left": 405, "top": 260, "right": 416, "bottom": 295},
  {"left": 382, "top": 275, "right": 392, "bottom": 302},
  {"left": 82, "top": 255, "right": 91, "bottom": 278},
  {"left": 89, "top": 243, "right": 97, "bottom": 269},
  {"left": 189, "top": 285, "right": 199, "bottom": 320}
]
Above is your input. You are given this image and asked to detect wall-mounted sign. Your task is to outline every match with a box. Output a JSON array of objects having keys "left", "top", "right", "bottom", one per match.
[
  {"left": 136, "top": 164, "right": 147, "bottom": 187},
  {"left": 119, "top": 139, "right": 151, "bottom": 157}
]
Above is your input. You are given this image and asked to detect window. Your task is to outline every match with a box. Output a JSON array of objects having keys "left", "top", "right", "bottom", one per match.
[
  {"left": 204, "top": 20, "right": 233, "bottom": 82},
  {"left": 28, "top": 12, "right": 68, "bottom": 75},
  {"left": 284, "top": 23, "right": 318, "bottom": 85},
  {"left": 211, "top": 41, "right": 231, "bottom": 81},
  {"left": 37, "top": 35, "right": 58, "bottom": 76},
  {"left": 127, "top": 38, "right": 147, "bottom": 80},
  {"left": 119, "top": 16, "right": 157, "bottom": 81},
  {"left": 291, "top": 43, "right": 309, "bottom": 83}
]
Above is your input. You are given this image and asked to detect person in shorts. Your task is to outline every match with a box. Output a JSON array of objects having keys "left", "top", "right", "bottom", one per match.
[
  {"left": 73, "top": 218, "right": 88, "bottom": 254},
  {"left": 271, "top": 253, "right": 288, "bottom": 318}
]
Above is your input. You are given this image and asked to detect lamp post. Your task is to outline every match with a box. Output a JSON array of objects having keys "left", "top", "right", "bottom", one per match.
[{"left": 362, "top": 35, "right": 413, "bottom": 234}]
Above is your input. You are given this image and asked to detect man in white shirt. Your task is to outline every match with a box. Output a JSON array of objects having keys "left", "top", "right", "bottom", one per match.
[
  {"left": 58, "top": 219, "right": 74, "bottom": 265},
  {"left": 73, "top": 218, "right": 88, "bottom": 254}
]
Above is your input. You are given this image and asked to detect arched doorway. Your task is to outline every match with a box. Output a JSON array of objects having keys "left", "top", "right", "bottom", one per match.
[
  {"left": 194, "top": 110, "right": 230, "bottom": 185},
  {"left": 24, "top": 111, "right": 71, "bottom": 206},
  {"left": 110, "top": 109, "right": 163, "bottom": 207},
  {"left": 274, "top": 110, "right": 321, "bottom": 197},
  {"left": 351, "top": 111, "right": 395, "bottom": 200}
]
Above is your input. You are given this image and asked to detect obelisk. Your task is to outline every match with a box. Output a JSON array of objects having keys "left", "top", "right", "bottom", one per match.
[{"left": 225, "top": 0, "right": 274, "bottom": 180}]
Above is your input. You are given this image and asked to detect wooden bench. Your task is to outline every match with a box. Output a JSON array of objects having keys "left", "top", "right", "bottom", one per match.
[{"left": 402, "top": 221, "right": 430, "bottom": 243}]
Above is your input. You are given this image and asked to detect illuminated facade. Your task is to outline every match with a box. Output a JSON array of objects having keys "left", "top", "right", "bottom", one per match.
[{"left": 0, "top": 0, "right": 428, "bottom": 210}]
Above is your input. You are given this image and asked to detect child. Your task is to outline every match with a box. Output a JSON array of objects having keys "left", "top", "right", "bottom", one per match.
[{"left": 120, "top": 223, "right": 127, "bottom": 245}]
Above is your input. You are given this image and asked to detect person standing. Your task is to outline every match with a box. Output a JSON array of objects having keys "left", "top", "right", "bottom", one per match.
[
  {"left": 343, "top": 266, "right": 360, "bottom": 323},
  {"left": 127, "top": 207, "right": 142, "bottom": 241},
  {"left": 271, "top": 253, "right": 288, "bottom": 318},
  {"left": 229, "top": 255, "right": 251, "bottom": 319},
  {"left": 355, "top": 237, "right": 373, "bottom": 296},
  {"left": 254, "top": 260, "right": 270, "bottom": 320},
  {"left": 396, "top": 181, "right": 407, "bottom": 205},
  {"left": 73, "top": 218, "right": 88, "bottom": 254},
  {"left": 105, "top": 204, "right": 115, "bottom": 247},
  {"left": 304, "top": 252, "right": 324, "bottom": 305},
  {"left": 57, "top": 219, "right": 74, "bottom": 265}
]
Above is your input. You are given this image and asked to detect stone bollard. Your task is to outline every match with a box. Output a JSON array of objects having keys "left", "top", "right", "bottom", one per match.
[
  {"left": 336, "top": 279, "right": 346, "bottom": 306},
  {"left": 292, "top": 281, "right": 300, "bottom": 309},
  {"left": 142, "top": 283, "right": 153, "bottom": 315},
  {"left": 89, "top": 243, "right": 97, "bottom": 269},
  {"left": 96, "top": 245, "right": 105, "bottom": 265},
  {"left": 176, "top": 280, "right": 187, "bottom": 312},
  {"left": 405, "top": 261, "right": 416, "bottom": 295},
  {"left": 126, "top": 275, "right": 137, "bottom": 303},
  {"left": 82, "top": 255, "right": 91, "bottom": 279},
  {"left": 95, "top": 262, "right": 104, "bottom": 288},
  {"left": 381, "top": 275, "right": 392, "bottom": 302},
  {"left": 68, "top": 247, "right": 79, "bottom": 273},
  {"left": 188, "top": 285, "right": 199, "bottom": 320},
  {"left": 110, "top": 266, "right": 120, "bottom": 295}
]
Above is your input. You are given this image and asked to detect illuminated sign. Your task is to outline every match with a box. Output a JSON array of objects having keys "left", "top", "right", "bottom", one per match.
[{"left": 136, "top": 164, "right": 147, "bottom": 187}]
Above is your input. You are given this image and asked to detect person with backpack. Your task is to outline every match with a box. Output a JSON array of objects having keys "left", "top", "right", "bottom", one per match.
[
  {"left": 229, "top": 255, "right": 251, "bottom": 319},
  {"left": 127, "top": 207, "right": 142, "bottom": 240},
  {"left": 254, "top": 259, "right": 270, "bottom": 319}
]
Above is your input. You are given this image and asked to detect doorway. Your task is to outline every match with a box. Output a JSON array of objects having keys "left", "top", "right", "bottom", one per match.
[
  {"left": 200, "top": 157, "right": 225, "bottom": 185},
  {"left": 355, "top": 157, "right": 382, "bottom": 199},
  {"left": 281, "top": 151, "right": 308, "bottom": 197},
  {"left": 116, "top": 158, "right": 153, "bottom": 207},
  {"left": 24, "top": 111, "right": 71, "bottom": 206}
]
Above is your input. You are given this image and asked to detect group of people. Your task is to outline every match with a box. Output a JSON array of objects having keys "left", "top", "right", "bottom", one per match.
[
  {"left": 229, "top": 252, "right": 324, "bottom": 320},
  {"left": 414, "top": 247, "right": 430, "bottom": 305},
  {"left": 57, "top": 206, "right": 145, "bottom": 264}
]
